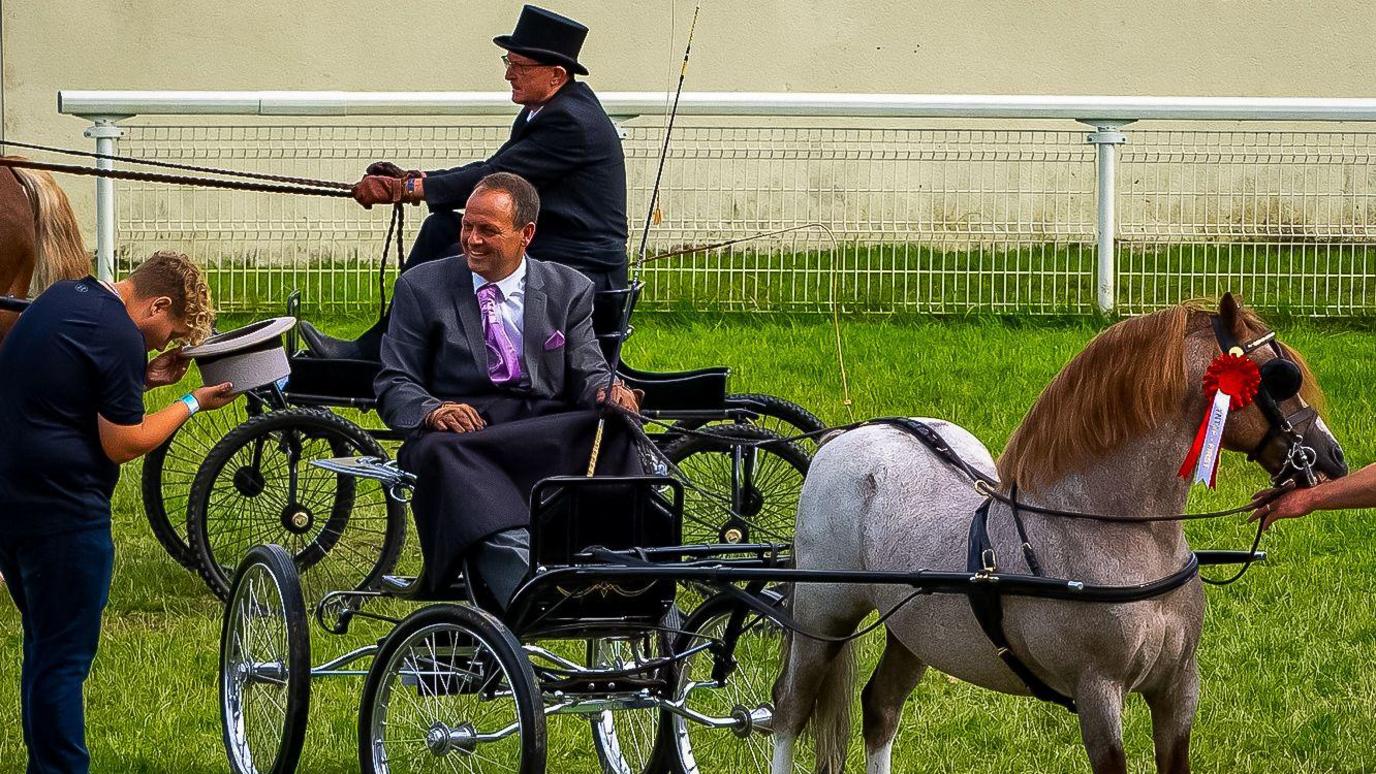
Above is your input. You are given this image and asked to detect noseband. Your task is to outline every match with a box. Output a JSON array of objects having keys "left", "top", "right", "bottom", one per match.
[{"left": 1210, "top": 317, "right": 1318, "bottom": 488}]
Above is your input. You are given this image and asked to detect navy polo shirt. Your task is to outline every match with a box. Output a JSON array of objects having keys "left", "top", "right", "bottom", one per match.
[{"left": 0, "top": 277, "right": 145, "bottom": 536}]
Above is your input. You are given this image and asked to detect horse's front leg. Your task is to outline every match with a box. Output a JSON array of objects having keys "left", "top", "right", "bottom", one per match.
[
  {"left": 1076, "top": 679, "right": 1127, "bottom": 774},
  {"left": 1144, "top": 661, "right": 1199, "bottom": 774}
]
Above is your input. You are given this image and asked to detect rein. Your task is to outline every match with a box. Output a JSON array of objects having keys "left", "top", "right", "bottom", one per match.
[
  {"left": 0, "top": 138, "right": 351, "bottom": 189},
  {"left": 0, "top": 141, "right": 403, "bottom": 320},
  {"left": 628, "top": 408, "right": 1284, "bottom": 524},
  {"left": 0, "top": 156, "right": 351, "bottom": 198}
]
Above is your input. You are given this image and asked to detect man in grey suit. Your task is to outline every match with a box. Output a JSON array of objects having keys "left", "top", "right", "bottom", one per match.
[{"left": 375, "top": 171, "right": 641, "bottom": 606}]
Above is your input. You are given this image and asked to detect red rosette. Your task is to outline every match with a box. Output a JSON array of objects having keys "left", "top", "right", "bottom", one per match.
[{"left": 1202, "top": 353, "right": 1260, "bottom": 411}]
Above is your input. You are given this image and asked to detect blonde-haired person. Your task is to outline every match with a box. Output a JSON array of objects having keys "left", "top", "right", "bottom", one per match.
[{"left": 0, "top": 251, "right": 237, "bottom": 773}]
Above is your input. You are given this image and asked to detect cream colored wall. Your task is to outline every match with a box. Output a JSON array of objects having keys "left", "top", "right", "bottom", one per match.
[{"left": 5, "top": 0, "right": 1376, "bottom": 239}]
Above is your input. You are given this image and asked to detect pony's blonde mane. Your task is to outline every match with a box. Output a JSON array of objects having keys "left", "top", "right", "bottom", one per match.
[
  {"left": 9, "top": 160, "right": 89, "bottom": 292},
  {"left": 997, "top": 301, "right": 1324, "bottom": 490}
]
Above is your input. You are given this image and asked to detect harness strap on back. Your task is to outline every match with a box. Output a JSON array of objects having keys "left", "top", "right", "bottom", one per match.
[
  {"left": 873, "top": 418, "right": 1077, "bottom": 710},
  {"left": 967, "top": 498, "right": 1079, "bottom": 714}
]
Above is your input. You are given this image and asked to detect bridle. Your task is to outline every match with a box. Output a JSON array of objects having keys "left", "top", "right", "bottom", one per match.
[{"left": 1210, "top": 316, "right": 1320, "bottom": 489}]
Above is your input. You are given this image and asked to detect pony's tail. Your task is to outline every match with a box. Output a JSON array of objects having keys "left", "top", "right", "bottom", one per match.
[
  {"left": 812, "top": 638, "right": 856, "bottom": 774},
  {"left": 10, "top": 161, "right": 89, "bottom": 292}
]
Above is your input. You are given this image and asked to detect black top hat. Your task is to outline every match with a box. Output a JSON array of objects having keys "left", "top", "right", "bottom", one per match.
[{"left": 493, "top": 5, "right": 590, "bottom": 76}]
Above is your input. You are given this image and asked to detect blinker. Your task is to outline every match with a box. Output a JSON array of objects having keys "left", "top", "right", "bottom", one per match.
[{"left": 1260, "top": 357, "right": 1302, "bottom": 401}]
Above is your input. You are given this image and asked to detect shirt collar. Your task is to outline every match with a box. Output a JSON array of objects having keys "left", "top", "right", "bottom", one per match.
[{"left": 472, "top": 256, "right": 527, "bottom": 298}]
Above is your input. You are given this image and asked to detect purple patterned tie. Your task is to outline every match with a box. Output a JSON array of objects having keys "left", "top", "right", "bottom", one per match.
[{"left": 476, "top": 282, "right": 522, "bottom": 385}]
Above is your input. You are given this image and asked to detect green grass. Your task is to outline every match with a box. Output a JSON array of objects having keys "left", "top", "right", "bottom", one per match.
[{"left": 3, "top": 312, "right": 1376, "bottom": 772}]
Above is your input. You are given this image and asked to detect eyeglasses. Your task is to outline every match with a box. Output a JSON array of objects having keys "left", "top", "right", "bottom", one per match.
[{"left": 501, "top": 54, "right": 546, "bottom": 70}]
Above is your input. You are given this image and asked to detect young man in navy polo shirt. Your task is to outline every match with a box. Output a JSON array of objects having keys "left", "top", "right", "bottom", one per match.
[{"left": 0, "top": 251, "right": 237, "bottom": 773}]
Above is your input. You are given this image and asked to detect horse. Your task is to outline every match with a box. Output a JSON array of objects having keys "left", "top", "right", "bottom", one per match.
[
  {"left": 770, "top": 294, "right": 1349, "bottom": 774},
  {"left": 0, "top": 157, "right": 89, "bottom": 340}
]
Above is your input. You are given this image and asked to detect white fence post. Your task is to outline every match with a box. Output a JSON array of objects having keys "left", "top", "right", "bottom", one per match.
[
  {"left": 1084, "top": 122, "right": 1129, "bottom": 314},
  {"left": 83, "top": 118, "right": 125, "bottom": 282}
]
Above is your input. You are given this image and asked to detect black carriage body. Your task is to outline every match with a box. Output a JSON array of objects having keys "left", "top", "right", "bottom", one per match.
[{"left": 515, "top": 475, "right": 683, "bottom": 634}]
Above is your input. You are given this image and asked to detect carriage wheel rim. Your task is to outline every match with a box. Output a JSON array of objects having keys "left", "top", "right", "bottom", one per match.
[
  {"left": 368, "top": 621, "right": 525, "bottom": 773},
  {"left": 222, "top": 562, "right": 292, "bottom": 773},
  {"left": 194, "top": 409, "right": 403, "bottom": 603}
]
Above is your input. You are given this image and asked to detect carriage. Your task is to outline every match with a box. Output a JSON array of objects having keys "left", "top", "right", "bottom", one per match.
[
  {"left": 136, "top": 282, "right": 823, "bottom": 601},
  {"left": 219, "top": 430, "right": 1278, "bottom": 774},
  {"left": 220, "top": 467, "right": 799, "bottom": 774}
]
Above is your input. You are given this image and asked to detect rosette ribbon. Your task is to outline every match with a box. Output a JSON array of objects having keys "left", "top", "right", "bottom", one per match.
[{"left": 1178, "top": 353, "right": 1261, "bottom": 488}]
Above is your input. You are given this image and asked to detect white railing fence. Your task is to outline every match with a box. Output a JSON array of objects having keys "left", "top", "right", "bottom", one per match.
[{"left": 58, "top": 92, "right": 1376, "bottom": 316}]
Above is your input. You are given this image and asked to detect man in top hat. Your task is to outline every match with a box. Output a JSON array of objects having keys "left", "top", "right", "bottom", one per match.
[
  {"left": 353, "top": 4, "right": 628, "bottom": 293},
  {"left": 375, "top": 171, "right": 641, "bottom": 608}
]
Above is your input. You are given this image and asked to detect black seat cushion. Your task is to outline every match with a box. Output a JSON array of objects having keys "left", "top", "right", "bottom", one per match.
[{"left": 286, "top": 356, "right": 381, "bottom": 401}]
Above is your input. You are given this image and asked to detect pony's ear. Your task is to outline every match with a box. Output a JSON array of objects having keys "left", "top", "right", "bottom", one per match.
[{"left": 1219, "top": 292, "right": 1247, "bottom": 340}]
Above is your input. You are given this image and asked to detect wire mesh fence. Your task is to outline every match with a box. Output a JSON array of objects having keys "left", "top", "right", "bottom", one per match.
[{"left": 113, "top": 121, "right": 1376, "bottom": 316}]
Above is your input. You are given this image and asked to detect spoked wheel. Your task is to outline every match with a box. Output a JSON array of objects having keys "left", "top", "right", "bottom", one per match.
[
  {"left": 359, "top": 604, "right": 545, "bottom": 774},
  {"left": 187, "top": 407, "right": 407, "bottom": 601},
  {"left": 663, "top": 425, "right": 810, "bottom": 547},
  {"left": 141, "top": 397, "right": 256, "bottom": 569},
  {"left": 588, "top": 632, "right": 676, "bottom": 774},
  {"left": 675, "top": 393, "right": 826, "bottom": 452},
  {"left": 219, "top": 544, "right": 310, "bottom": 774},
  {"left": 670, "top": 589, "right": 811, "bottom": 774}
]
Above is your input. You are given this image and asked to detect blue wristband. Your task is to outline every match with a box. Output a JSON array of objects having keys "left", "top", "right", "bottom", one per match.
[{"left": 179, "top": 393, "right": 200, "bottom": 417}]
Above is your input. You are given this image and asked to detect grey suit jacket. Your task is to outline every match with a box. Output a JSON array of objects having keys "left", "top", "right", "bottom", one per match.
[{"left": 374, "top": 255, "right": 613, "bottom": 433}]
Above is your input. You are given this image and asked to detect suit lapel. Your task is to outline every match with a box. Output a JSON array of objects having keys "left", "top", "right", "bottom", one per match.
[
  {"left": 522, "top": 259, "right": 547, "bottom": 393},
  {"left": 450, "top": 261, "right": 489, "bottom": 377}
]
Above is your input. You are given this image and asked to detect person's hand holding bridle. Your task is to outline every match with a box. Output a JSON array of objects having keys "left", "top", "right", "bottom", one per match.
[{"left": 1248, "top": 481, "right": 1310, "bottom": 529}]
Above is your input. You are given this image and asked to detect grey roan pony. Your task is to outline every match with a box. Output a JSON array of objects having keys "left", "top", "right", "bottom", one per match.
[{"left": 771, "top": 295, "right": 1348, "bottom": 774}]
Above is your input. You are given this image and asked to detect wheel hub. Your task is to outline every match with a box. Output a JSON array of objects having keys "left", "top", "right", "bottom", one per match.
[
  {"left": 424, "top": 721, "right": 477, "bottom": 755},
  {"left": 238, "top": 661, "right": 287, "bottom": 685},
  {"left": 232, "top": 466, "right": 266, "bottom": 497},
  {"left": 279, "top": 503, "right": 314, "bottom": 534},
  {"left": 730, "top": 703, "right": 774, "bottom": 738}
]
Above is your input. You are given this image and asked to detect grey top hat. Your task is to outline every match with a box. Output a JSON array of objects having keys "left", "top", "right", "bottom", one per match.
[{"left": 181, "top": 317, "right": 296, "bottom": 393}]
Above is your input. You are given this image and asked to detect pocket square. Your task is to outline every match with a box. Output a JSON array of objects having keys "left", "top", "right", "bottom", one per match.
[{"left": 543, "top": 330, "right": 565, "bottom": 350}]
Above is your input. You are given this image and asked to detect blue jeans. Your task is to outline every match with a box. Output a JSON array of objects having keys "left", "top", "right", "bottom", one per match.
[{"left": 0, "top": 527, "right": 114, "bottom": 774}]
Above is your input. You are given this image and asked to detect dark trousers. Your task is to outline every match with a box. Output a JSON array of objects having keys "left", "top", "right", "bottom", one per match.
[
  {"left": 470, "top": 528, "right": 531, "bottom": 610},
  {"left": 0, "top": 527, "right": 114, "bottom": 774},
  {"left": 404, "top": 210, "right": 629, "bottom": 291}
]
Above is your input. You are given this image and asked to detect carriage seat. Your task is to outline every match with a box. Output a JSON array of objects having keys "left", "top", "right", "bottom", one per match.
[
  {"left": 285, "top": 354, "right": 382, "bottom": 403},
  {"left": 298, "top": 320, "right": 372, "bottom": 360},
  {"left": 286, "top": 282, "right": 729, "bottom": 411}
]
